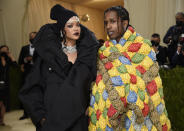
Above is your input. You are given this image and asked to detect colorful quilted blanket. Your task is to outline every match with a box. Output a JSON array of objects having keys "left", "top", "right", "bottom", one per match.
[{"left": 88, "top": 26, "right": 171, "bottom": 131}]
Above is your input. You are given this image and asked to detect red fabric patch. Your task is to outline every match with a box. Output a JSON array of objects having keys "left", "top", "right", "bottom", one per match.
[
  {"left": 146, "top": 80, "right": 157, "bottom": 96},
  {"left": 107, "top": 104, "right": 117, "bottom": 117},
  {"left": 122, "top": 52, "right": 131, "bottom": 61},
  {"left": 128, "top": 43, "right": 142, "bottom": 52},
  {"left": 96, "top": 74, "right": 102, "bottom": 85},
  {"left": 105, "top": 41, "right": 110, "bottom": 47},
  {"left": 128, "top": 26, "right": 135, "bottom": 33},
  {"left": 142, "top": 103, "right": 149, "bottom": 117},
  {"left": 96, "top": 109, "right": 101, "bottom": 120},
  {"left": 105, "top": 62, "right": 113, "bottom": 70},
  {"left": 99, "top": 53, "right": 106, "bottom": 60},
  {"left": 136, "top": 65, "right": 146, "bottom": 74},
  {"left": 130, "top": 74, "right": 137, "bottom": 84},
  {"left": 120, "top": 97, "right": 127, "bottom": 107},
  {"left": 162, "top": 124, "right": 168, "bottom": 131}
]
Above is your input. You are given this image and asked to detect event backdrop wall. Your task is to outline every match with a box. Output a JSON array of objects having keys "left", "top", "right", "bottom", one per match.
[{"left": 0, "top": 0, "right": 184, "bottom": 60}]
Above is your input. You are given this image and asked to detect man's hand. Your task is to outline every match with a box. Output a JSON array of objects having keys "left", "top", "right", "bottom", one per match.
[
  {"left": 40, "top": 118, "right": 46, "bottom": 127},
  {"left": 25, "top": 56, "right": 33, "bottom": 62},
  {"left": 7, "top": 52, "right": 15, "bottom": 62}
]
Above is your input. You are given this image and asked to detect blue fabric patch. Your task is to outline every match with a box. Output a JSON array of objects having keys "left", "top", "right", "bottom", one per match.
[
  {"left": 148, "top": 50, "right": 156, "bottom": 61},
  {"left": 90, "top": 95, "right": 95, "bottom": 107},
  {"left": 102, "top": 90, "right": 108, "bottom": 101},
  {"left": 111, "top": 76, "right": 124, "bottom": 86},
  {"left": 156, "top": 103, "right": 164, "bottom": 115},
  {"left": 110, "top": 40, "right": 117, "bottom": 45},
  {"left": 125, "top": 117, "right": 131, "bottom": 130},
  {"left": 119, "top": 56, "right": 131, "bottom": 65},
  {"left": 145, "top": 116, "right": 153, "bottom": 131},
  {"left": 127, "top": 91, "right": 137, "bottom": 103},
  {"left": 106, "top": 125, "right": 113, "bottom": 131},
  {"left": 136, "top": 33, "right": 141, "bottom": 36},
  {"left": 119, "top": 38, "right": 127, "bottom": 46}
]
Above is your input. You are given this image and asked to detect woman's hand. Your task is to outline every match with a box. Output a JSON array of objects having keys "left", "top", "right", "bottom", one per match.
[{"left": 85, "top": 107, "right": 89, "bottom": 116}]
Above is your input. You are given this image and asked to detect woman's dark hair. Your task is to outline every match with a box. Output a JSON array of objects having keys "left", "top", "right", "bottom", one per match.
[{"left": 104, "top": 6, "right": 130, "bottom": 24}]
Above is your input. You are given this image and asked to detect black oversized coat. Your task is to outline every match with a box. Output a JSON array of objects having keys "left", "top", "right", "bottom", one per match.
[{"left": 19, "top": 24, "right": 98, "bottom": 131}]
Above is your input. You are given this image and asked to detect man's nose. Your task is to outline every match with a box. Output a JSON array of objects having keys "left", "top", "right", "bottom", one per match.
[{"left": 106, "top": 23, "right": 111, "bottom": 30}]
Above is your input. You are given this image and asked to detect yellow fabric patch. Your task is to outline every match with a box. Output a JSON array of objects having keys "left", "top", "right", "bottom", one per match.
[
  {"left": 151, "top": 125, "right": 157, "bottom": 131},
  {"left": 109, "top": 41, "right": 114, "bottom": 47},
  {"left": 112, "top": 59, "right": 122, "bottom": 67},
  {"left": 103, "top": 47, "right": 111, "bottom": 57},
  {"left": 106, "top": 98, "right": 111, "bottom": 109},
  {"left": 151, "top": 92, "right": 161, "bottom": 107},
  {"left": 141, "top": 125, "right": 148, "bottom": 131},
  {"left": 99, "top": 116, "right": 106, "bottom": 130},
  {"left": 144, "top": 93, "right": 149, "bottom": 104},
  {"left": 96, "top": 121, "right": 100, "bottom": 130},
  {"left": 98, "top": 98, "right": 105, "bottom": 112},
  {"left": 120, "top": 73, "right": 130, "bottom": 84},
  {"left": 137, "top": 77, "right": 146, "bottom": 90},
  {"left": 115, "top": 86, "right": 125, "bottom": 97},
  {"left": 98, "top": 50, "right": 102, "bottom": 54},
  {"left": 98, "top": 81, "right": 105, "bottom": 93},
  {"left": 126, "top": 52, "right": 136, "bottom": 59},
  {"left": 166, "top": 119, "right": 171, "bottom": 130},
  {"left": 136, "top": 96, "right": 144, "bottom": 109},
  {"left": 94, "top": 103, "right": 98, "bottom": 111},
  {"left": 160, "top": 113, "right": 167, "bottom": 126},
  {"left": 106, "top": 117, "right": 112, "bottom": 128},
  {"left": 123, "top": 30, "right": 132, "bottom": 40},
  {"left": 134, "top": 36, "right": 144, "bottom": 43},
  {"left": 108, "top": 67, "right": 120, "bottom": 77},
  {"left": 125, "top": 65, "right": 137, "bottom": 75},
  {"left": 130, "top": 84, "right": 138, "bottom": 93},
  {"left": 154, "top": 76, "right": 162, "bottom": 88},
  {"left": 133, "top": 32, "right": 137, "bottom": 36},
  {"left": 88, "top": 122, "right": 96, "bottom": 131},
  {"left": 92, "top": 84, "right": 98, "bottom": 96},
  {"left": 161, "top": 99, "right": 165, "bottom": 107},
  {"left": 122, "top": 128, "right": 126, "bottom": 131},
  {"left": 115, "top": 44, "right": 125, "bottom": 52},
  {"left": 88, "top": 107, "right": 94, "bottom": 116},
  {"left": 138, "top": 43, "right": 151, "bottom": 55},
  {"left": 126, "top": 110, "right": 133, "bottom": 120},
  {"left": 129, "top": 124, "right": 135, "bottom": 131},
  {"left": 140, "top": 56, "right": 154, "bottom": 70}
]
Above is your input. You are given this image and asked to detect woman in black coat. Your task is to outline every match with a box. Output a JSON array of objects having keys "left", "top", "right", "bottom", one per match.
[{"left": 19, "top": 5, "right": 98, "bottom": 131}]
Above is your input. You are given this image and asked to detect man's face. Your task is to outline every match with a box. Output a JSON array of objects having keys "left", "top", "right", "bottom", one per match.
[
  {"left": 104, "top": 11, "right": 126, "bottom": 42},
  {"left": 0, "top": 46, "right": 9, "bottom": 53},
  {"left": 30, "top": 33, "right": 36, "bottom": 39},
  {"left": 151, "top": 37, "right": 160, "bottom": 44},
  {"left": 175, "top": 14, "right": 184, "bottom": 26}
]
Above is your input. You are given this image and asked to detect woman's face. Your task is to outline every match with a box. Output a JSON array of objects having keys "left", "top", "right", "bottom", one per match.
[
  {"left": 64, "top": 17, "right": 81, "bottom": 41},
  {"left": 104, "top": 11, "right": 127, "bottom": 42}
]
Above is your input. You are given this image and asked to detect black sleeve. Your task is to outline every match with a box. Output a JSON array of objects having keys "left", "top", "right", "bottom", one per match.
[
  {"left": 77, "top": 25, "right": 99, "bottom": 80},
  {"left": 172, "top": 53, "right": 179, "bottom": 67},
  {"left": 163, "top": 27, "right": 173, "bottom": 44},
  {"left": 19, "top": 55, "right": 46, "bottom": 127},
  {"left": 18, "top": 47, "right": 25, "bottom": 65}
]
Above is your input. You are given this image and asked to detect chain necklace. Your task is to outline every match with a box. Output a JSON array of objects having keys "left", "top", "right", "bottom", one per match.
[{"left": 62, "top": 42, "right": 77, "bottom": 54}]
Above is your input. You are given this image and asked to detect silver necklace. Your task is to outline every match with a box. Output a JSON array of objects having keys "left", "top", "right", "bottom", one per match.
[{"left": 62, "top": 42, "right": 77, "bottom": 54}]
